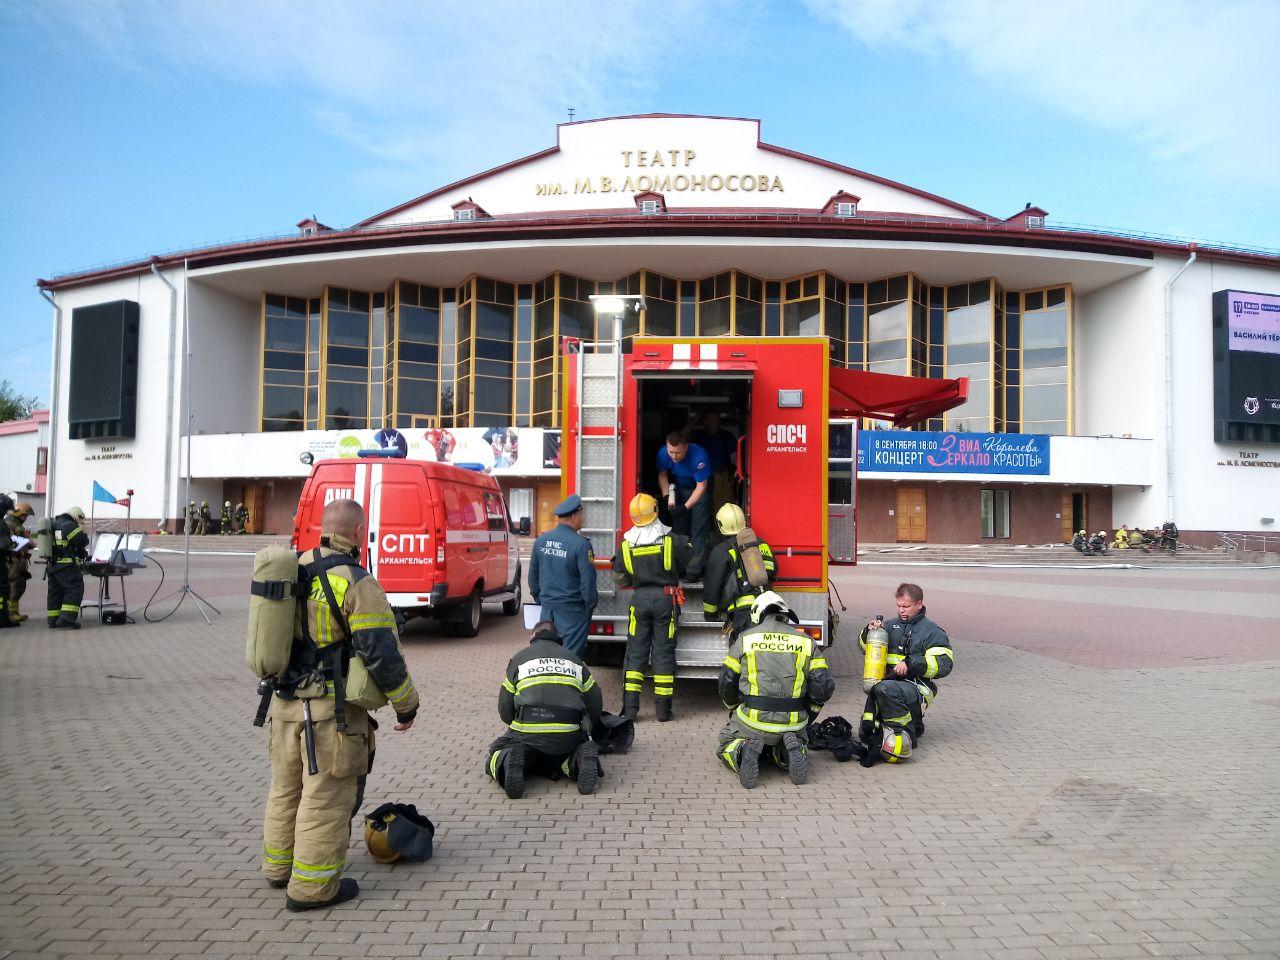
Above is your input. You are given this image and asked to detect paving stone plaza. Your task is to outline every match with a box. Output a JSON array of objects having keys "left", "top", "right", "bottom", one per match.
[{"left": 2, "top": 550, "right": 1278, "bottom": 960}]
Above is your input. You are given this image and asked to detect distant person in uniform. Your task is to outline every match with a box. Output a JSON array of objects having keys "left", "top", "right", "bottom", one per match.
[
  {"left": 657, "top": 433, "right": 712, "bottom": 580},
  {"left": 693, "top": 410, "right": 737, "bottom": 516},
  {"left": 373, "top": 422, "right": 408, "bottom": 456},
  {"left": 221, "top": 501, "right": 233, "bottom": 535},
  {"left": 197, "top": 500, "right": 212, "bottom": 535},
  {"left": 527, "top": 495, "right": 598, "bottom": 657},
  {"left": 235, "top": 502, "right": 250, "bottom": 534}
]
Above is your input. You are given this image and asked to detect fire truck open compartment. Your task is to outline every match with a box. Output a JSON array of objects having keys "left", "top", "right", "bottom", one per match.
[{"left": 634, "top": 375, "right": 752, "bottom": 506}]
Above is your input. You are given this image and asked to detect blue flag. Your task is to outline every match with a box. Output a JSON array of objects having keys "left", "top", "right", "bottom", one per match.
[{"left": 92, "top": 481, "right": 119, "bottom": 504}]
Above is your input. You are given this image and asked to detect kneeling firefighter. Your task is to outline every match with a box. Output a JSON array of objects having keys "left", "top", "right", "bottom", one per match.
[
  {"left": 857, "top": 583, "right": 954, "bottom": 765},
  {"left": 45, "top": 506, "right": 88, "bottom": 629},
  {"left": 611, "top": 493, "right": 693, "bottom": 722},
  {"left": 703, "top": 504, "right": 777, "bottom": 642},
  {"left": 485, "top": 622, "right": 604, "bottom": 799},
  {"left": 250, "top": 498, "right": 419, "bottom": 911},
  {"left": 716, "top": 591, "right": 835, "bottom": 788}
]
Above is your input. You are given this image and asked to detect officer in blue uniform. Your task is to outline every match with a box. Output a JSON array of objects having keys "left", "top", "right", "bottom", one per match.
[
  {"left": 657, "top": 432, "right": 712, "bottom": 580},
  {"left": 528, "top": 495, "right": 598, "bottom": 656}
]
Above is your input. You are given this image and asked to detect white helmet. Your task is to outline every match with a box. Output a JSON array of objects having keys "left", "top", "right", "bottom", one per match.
[{"left": 750, "top": 590, "right": 798, "bottom": 625}]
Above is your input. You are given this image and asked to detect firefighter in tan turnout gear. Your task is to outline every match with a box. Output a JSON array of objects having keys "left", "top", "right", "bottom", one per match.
[
  {"left": 611, "top": 493, "right": 693, "bottom": 722},
  {"left": 717, "top": 591, "right": 835, "bottom": 788},
  {"left": 260, "top": 498, "right": 419, "bottom": 911}
]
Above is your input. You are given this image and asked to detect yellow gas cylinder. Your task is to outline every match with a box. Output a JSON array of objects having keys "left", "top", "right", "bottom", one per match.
[{"left": 863, "top": 624, "right": 889, "bottom": 693}]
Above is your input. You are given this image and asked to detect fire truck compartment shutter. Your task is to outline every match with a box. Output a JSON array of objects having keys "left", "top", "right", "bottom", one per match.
[{"left": 828, "top": 367, "right": 969, "bottom": 428}]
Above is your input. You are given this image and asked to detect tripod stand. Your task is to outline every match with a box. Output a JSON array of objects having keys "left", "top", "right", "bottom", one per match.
[{"left": 153, "top": 259, "right": 219, "bottom": 624}]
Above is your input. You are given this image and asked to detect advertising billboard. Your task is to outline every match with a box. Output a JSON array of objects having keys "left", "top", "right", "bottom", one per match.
[
  {"left": 857, "top": 430, "right": 1049, "bottom": 475},
  {"left": 1213, "top": 290, "right": 1280, "bottom": 444}
]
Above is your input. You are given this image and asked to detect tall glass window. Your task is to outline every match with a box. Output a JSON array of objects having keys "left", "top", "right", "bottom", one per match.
[
  {"left": 471, "top": 278, "right": 515, "bottom": 426},
  {"left": 733, "top": 272, "right": 763, "bottom": 337},
  {"left": 454, "top": 282, "right": 473, "bottom": 425},
  {"left": 515, "top": 283, "right": 533, "bottom": 426},
  {"left": 1019, "top": 286, "right": 1071, "bottom": 435},
  {"left": 944, "top": 280, "right": 993, "bottom": 432},
  {"left": 439, "top": 288, "right": 457, "bottom": 427},
  {"left": 698, "top": 272, "right": 732, "bottom": 336},
  {"left": 824, "top": 275, "right": 847, "bottom": 365},
  {"left": 642, "top": 272, "right": 678, "bottom": 337},
  {"left": 323, "top": 287, "right": 370, "bottom": 429},
  {"left": 782, "top": 273, "right": 822, "bottom": 336},
  {"left": 847, "top": 282, "right": 866, "bottom": 370},
  {"left": 865, "top": 275, "right": 909, "bottom": 376},
  {"left": 394, "top": 281, "right": 440, "bottom": 427},
  {"left": 370, "top": 291, "right": 387, "bottom": 426},
  {"left": 306, "top": 297, "right": 321, "bottom": 429},
  {"left": 557, "top": 273, "right": 594, "bottom": 342},
  {"left": 531, "top": 276, "right": 556, "bottom": 427},
  {"left": 261, "top": 294, "right": 307, "bottom": 432}
]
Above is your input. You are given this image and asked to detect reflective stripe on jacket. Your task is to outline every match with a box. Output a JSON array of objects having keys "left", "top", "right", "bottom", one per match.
[{"left": 717, "top": 617, "right": 834, "bottom": 733}]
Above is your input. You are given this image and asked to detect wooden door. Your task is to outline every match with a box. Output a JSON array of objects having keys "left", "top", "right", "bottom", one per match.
[
  {"left": 1060, "top": 492, "right": 1074, "bottom": 543},
  {"left": 895, "top": 487, "right": 927, "bottom": 542},
  {"left": 535, "top": 481, "right": 559, "bottom": 535},
  {"left": 244, "top": 483, "right": 266, "bottom": 534}
]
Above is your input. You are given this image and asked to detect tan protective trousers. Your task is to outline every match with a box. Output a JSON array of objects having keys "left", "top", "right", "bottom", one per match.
[{"left": 261, "top": 698, "right": 371, "bottom": 904}]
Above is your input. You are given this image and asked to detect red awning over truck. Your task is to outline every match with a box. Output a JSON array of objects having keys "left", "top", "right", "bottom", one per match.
[{"left": 828, "top": 366, "right": 969, "bottom": 427}]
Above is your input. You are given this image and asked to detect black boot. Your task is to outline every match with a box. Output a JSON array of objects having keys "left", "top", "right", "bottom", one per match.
[
  {"left": 286, "top": 877, "right": 359, "bottom": 912},
  {"left": 738, "top": 739, "right": 763, "bottom": 789},
  {"left": 621, "top": 691, "right": 640, "bottom": 721},
  {"left": 501, "top": 745, "right": 526, "bottom": 800},
  {"left": 782, "top": 732, "right": 809, "bottom": 785},
  {"left": 56, "top": 615, "right": 81, "bottom": 630},
  {"left": 575, "top": 741, "right": 600, "bottom": 796},
  {"left": 0, "top": 609, "right": 15, "bottom": 629},
  {"left": 654, "top": 696, "right": 673, "bottom": 722}
]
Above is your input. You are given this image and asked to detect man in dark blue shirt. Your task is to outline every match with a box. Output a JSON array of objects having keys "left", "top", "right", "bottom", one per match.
[
  {"left": 527, "top": 495, "right": 598, "bottom": 655},
  {"left": 692, "top": 409, "right": 737, "bottom": 515},
  {"left": 657, "top": 432, "right": 711, "bottom": 579}
]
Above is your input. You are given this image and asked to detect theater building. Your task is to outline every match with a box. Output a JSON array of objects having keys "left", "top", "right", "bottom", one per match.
[{"left": 36, "top": 114, "right": 1280, "bottom": 544}]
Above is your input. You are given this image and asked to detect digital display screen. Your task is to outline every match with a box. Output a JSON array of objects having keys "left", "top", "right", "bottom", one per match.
[{"left": 1213, "top": 290, "right": 1280, "bottom": 443}]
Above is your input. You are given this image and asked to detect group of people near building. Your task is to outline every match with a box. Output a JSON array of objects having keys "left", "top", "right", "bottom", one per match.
[
  {"left": 257, "top": 481, "right": 955, "bottom": 912},
  {"left": 186, "top": 499, "right": 251, "bottom": 535},
  {"left": 0, "top": 495, "right": 88, "bottom": 630},
  {"left": 1071, "top": 521, "right": 1179, "bottom": 555}
]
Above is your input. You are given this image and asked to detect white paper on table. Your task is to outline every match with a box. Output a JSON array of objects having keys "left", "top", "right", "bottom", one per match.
[
  {"left": 11, "top": 536, "right": 30, "bottom": 552},
  {"left": 522, "top": 604, "right": 543, "bottom": 629}
]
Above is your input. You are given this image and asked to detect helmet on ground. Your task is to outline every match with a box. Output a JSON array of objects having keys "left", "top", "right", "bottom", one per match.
[
  {"left": 715, "top": 503, "right": 746, "bottom": 536},
  {"left": 66, "top": 506, "right": 85, "bottom": 522},
  {"left": 15, "top": 501, "right": 33, "bottom": 518},
  {"left": 628, "top": 493, "right": 658, "bottom": 526},
  {"left": 591, "top": 711, "right": 636, "bottom": 754},
  {"left": 881, "top": 726, "right": 913, "bottom": 763},
  {"left": 751, "top": 590, "right": 798, "bottom": 625},
  {"left": 363, "top": 802, "right": 435, "bottom": 864}
]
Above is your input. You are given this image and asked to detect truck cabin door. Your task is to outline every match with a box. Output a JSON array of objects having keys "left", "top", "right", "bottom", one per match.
[{"left": 367, "top": 464, "right": 430, "bottom": 595}]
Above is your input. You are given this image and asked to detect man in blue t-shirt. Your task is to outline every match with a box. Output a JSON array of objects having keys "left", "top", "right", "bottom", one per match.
[{"left": 657, "top": 431, "right": 712, "bottom": 579}]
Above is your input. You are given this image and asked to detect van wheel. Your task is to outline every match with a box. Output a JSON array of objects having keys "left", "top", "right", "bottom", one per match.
[
  {"left": 456, "top": 587, "right": 483, "bottom": 638},
  {"left": 502, "top": 567, "right": 522, "bottom": 616}
]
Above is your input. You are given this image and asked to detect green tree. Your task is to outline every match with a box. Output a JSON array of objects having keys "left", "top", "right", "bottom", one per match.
[{"left": 0, "top": 380, "right": 39, "bottom": 422}]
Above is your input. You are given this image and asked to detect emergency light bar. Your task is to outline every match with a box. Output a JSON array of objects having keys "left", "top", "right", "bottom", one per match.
[{"left": 358, "top": 448, "right": 408, "bottom": 458}]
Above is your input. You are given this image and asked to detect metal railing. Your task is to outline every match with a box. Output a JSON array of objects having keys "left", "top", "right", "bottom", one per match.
[
  {"left": 44, "top": 209, "right": 1280, "bottom": 283},
  {"left": 1217, "top": 532, "right": 1280, "bottom": 554}
]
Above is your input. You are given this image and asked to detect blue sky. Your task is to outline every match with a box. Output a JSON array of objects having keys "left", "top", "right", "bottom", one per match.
[{"left": 3, "top": 0, "right": 1278, "bottom": 407}]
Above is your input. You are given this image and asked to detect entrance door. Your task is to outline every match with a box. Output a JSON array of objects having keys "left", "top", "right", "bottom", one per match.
[
  {"left": 1061, "top": 491, "right": 1088, "bottom": 542},
  {"left": 895, "top": 487, "right": 927, "bottom": 542},
  {"left": 535, "top": 481, "right": 560, "bottom": 535},
  {"left": 244, "top": 482, "right": 266, "bottom": 534}
]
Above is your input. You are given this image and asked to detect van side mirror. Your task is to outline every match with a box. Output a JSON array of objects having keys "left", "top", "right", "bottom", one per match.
[{"left": 517, "top": 516, "right": 531, "bottom": 536}]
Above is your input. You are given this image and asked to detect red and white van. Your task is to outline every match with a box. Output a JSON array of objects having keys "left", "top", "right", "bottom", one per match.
[{"left": 293, "top": 457, "right": 521, "bottom": 635}]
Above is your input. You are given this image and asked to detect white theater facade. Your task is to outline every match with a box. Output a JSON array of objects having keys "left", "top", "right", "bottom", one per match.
[{"left": 38, "top": 114, "right": 1280, "bottom": 543}]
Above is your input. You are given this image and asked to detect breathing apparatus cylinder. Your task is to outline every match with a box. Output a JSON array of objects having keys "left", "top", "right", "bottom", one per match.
[
  {"left": 862, "top": 624, "right": 889, "bottom": 693},
  {"left": 247, "top": 545, "right": 301, "bottom": 678},
  {"left": 35, "top": 517, "right": 53, "bottom": 560},
  {"left": 735, "top": 528, "right": 770, "bottom": 589}
]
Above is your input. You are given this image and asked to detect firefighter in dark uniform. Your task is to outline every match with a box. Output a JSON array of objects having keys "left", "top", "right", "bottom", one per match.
[
  {"left": 47, "top": 506, "right": 89, "bottom": 629},
  {"left": 220, "top": 500, "right": 233, "bottom": 534},
  {"left": 527, "top": 495, "right": 598, "bottom": 657},
  {"left": 235, "top": 502, "right": 250, "bottom": 534},
  {"left": 5, "top": 501, "right": 34, "bottom": 624},
  {"left": 197, "top": 500, "right": 212, "bottom": 535},
  {"left": 261, "top": 498, "right": 419, "bottom": 910},
  {"left": 717, "top": 591, "right": 835, "bottom": 788},
  {"left": 485, "top": 622, "right": 604, "bottom": 799},
  {"left": 186, "top": 500, "right": 198, "bottom": 535},
  {"left": 0, "top": 493, "right": 17, "bottom": 629},
  {"left": 611, "top": 493, "right": 693, "bottom": 722},
  {"left": 703, "top": 503, "right": 777, "bottom": 642},
  {"left": 858, "top": 582, "right": 954, "bottom": 764}
]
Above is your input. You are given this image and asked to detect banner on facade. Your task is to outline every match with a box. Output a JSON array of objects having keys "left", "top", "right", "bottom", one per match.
[
  {"left": 857, "top": 430, "right": 1050, "bottom": 475},
  {"left": 303, "top": 427, "right": 560, "bottom": 476}
]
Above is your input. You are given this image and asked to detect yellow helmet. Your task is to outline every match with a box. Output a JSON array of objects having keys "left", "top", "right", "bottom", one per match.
[
  {"left": 715, "top": 503, "right": 746, "bottom": 536},
  {"left": 628, "top": 493, "right": 658, "bottom": 526},
  {"left": 363, "top": 803, "right": 435, "bottom": 864},
  {"left": 881, "top": 727, "right": 913, "bottom": 763}
]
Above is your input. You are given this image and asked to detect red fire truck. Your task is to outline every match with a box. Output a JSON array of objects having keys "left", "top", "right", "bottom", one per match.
[{"left": 561, "top": 336, "right": 966, "bottom": 676}]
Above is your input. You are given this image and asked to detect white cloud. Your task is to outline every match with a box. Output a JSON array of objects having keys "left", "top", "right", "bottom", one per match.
[
  {"left": 806, "top": 0, "right": 1280, "bottom": 182},
  {"left": 28, "top": 0, "right": 747, "bottom": 211}
]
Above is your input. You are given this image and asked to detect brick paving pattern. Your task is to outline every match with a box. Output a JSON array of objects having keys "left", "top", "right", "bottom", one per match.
[{"left": 2, "top": 554, "right": 1279, "bottom": 959}]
